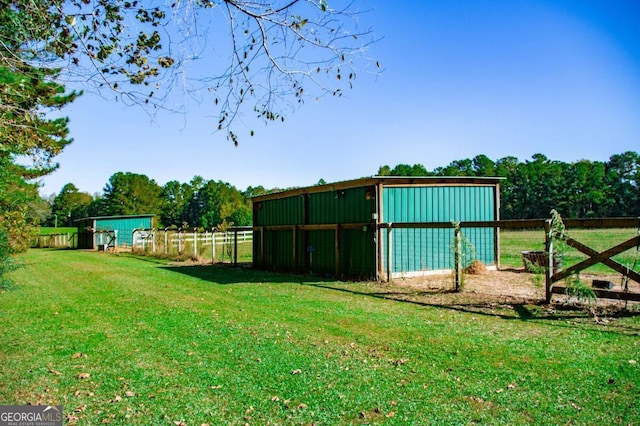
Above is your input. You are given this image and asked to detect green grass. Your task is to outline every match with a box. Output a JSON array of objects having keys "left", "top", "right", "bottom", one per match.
[
  {"left": 500, "top": 228, "right": 640, "bottom": 274},
  {"left": 39, "top": 227, "right": 77, "bottom": 235},
  {"left": 1, "top": 250, "right": 639, "bottom": 424}
]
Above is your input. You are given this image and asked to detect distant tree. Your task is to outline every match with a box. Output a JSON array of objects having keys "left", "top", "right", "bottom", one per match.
[
  {"left": 160, "top": 180, "right": 194, "bottom": 228},
  {"left": 471, "top": 154, "right": 496, "bottom": 176},
  {"left": 564, "top": 160, "right": 606, "bottom": 218},
  {"left": 185, "top": 180, "right": 248, "bottom": 229},
  {"left": 377, "top": 165, "right": 392, "bottom": 176},
  {"left": 494, "top": 156, "right": 521, "bottom": 219},
  {"left": 51, "top": 183, "right": 93, "bottom": 226},
  {"left": 377, "top": 164, "right": 430, "bottom": 176},
  {"left": 244, "top": 186, "right": 269, "bottom": 198},
  {"left": 27, "top": 195, "right": 54, "bottom": 227},
  {"left": 101, "top": 172, "right": 163, "bottom": 216},
  {"left": 433, "top": 159, "right": 475, "bottom": 176},
  {"left": 605, "top": 151, "right": 640, "bottom": 216}
]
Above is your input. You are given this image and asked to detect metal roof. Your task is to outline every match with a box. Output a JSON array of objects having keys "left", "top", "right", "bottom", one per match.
[
  {"left": 74, "top": 214, "right": 155, "bottom": 223},
  {"left": 252, "top": 176, "right": 504, "bottom": 202}
]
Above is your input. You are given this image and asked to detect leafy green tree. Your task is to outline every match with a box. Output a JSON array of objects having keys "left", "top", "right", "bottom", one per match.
[
  {"left": 471, "top": 154, "right": 496, "bottom": 176},
  {"left": 377, "top": 164, "right": 430, "bottom": 176},
  {"left": 101, "top": 172, "right": 163, "bottom": 216},
  {"left": 605, "top": 151, "right": 640, "bottom": 217},
  {"left": 51, "top": 183, "right": 93, "bottom": 226},
  {"left": 160, "top": 180, "right": 194, "bottom": 228},
  {"left": 185, "top": 180, "right": 249, "bottom": 229},
  {"left": 433, "top": 159, "right": 475, "bottom": 176}
]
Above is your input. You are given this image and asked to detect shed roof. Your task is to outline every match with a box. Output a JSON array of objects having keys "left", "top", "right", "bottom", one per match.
[
  {"left": 252, "top": 176, "right": 504, "bottom": 202},
  {"left": 74, "top": 214, "right": 155, "bottom": 223}
]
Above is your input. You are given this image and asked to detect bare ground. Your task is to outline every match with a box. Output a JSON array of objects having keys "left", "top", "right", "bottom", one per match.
[{"left": 353, "top": 268, "right": 640, "bottom": 323}]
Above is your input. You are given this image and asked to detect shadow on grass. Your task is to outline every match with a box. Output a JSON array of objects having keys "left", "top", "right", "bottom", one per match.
[{"left": 160, "top": 262, "right": 640, "bottom": 335}]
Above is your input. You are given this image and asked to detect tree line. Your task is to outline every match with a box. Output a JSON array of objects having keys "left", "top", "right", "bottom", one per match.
[
  {"left": 36, "top": 150, "right": 640, "bottom": 234},
  {"left": 37, "top": 172, "right": 277, "bottom": 231},
  {"left": 378, "top": 151, "right": 640, "bottom": 219}
]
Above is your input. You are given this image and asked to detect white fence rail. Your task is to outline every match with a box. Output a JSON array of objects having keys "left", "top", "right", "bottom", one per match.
[
  {"left": 32, "top": 233, "right": 75, "bottom": 248},
  {"left": 132, "top": 228, "right": 253, "bottom": 263}
]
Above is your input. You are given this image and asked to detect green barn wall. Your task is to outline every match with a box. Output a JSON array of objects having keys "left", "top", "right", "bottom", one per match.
[{"left": 253, "top": 187, "right": 376, "bottom": 277}]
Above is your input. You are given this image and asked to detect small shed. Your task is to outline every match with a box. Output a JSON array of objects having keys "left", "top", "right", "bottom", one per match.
[
  {"left": 252, "top": 177, "right": 501, "bottom": 279},
  {"left": 75, "top": 215, "right": 155, "bottom": 249}
]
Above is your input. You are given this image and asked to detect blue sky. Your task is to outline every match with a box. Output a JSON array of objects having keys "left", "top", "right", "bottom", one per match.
[{"left": 39, "top": 0, "right": 640, "bottom": 196}]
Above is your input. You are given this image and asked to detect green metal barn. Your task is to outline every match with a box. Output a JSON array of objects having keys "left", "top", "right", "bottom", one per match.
[
  {"left": 75, "top": 215, "right": 155, "bottom": 249},
  {"left": 252, "top": 177, "right": 502, "bottom": 280}
]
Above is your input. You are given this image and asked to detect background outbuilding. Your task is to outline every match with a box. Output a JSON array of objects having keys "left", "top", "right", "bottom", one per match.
[
  {"left": 76, "top": 215, "right": 155, "bottom": 249},
  {"left": 252, "top": 177, "right": 502, "bottom": 279}
]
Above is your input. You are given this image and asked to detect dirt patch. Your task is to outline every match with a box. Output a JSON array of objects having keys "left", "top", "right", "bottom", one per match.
[{"left": 383, "top": 268, "right": 639, "bottom": 311}]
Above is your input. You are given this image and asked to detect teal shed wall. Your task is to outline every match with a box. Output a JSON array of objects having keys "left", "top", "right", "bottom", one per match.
[
  {"left": 76, "top": 215, "right": 154, "bottom": 249},
  {"left": 382, "top": 185, "right": 496, "bottom": 274}
]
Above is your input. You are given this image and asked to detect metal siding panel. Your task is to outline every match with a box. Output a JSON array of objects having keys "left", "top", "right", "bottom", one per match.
[{"left": 381, "top": 185, "right": 498, "bottom": 273}]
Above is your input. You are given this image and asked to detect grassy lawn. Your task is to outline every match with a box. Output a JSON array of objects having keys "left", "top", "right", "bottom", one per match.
[
  {"left": 500, "top": 228, "right": 640, "bottom": 274},
  {"left": 39, "top": 227, "right": 77, "bottom": 235},
  {"left": 1, "top": 250, "right": 639, "bottom": 424}
]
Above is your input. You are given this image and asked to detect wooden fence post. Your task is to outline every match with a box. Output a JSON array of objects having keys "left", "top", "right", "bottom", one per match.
[
  {"left": 212, "top": 230, "right": 216, "bottom": 263},
  {"left": 544, "top": 221, "right": 553, "bottom": 304},
  {"left": 234, "top": 229, "right": 239, "bottom": 265},
  {"left": 454, "top": 226, "right": 462, "bottom": 292},
  {"left": 386, "top": 225, "right": 393, "bottom": 282},
  {"left": 193, "top": 229, "right": 198, "bottom": 258}
]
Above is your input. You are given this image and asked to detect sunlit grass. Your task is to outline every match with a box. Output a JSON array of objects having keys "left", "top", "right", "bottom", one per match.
[
  {"left": 500, "top": 228, "right": 640, "bottom": 274},
  {"left": 1, "top": 249, "right": 638, "bottom": 424}
]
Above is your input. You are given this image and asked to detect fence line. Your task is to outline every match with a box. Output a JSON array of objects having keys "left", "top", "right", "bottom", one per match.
[
  {"left": 32, "top": 233, "right": 76, "bottom": 249},
  {"left": 132, "top": 228, "right": 253, "bottom": 264}
]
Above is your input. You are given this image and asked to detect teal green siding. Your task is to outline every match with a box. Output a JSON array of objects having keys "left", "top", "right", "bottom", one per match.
[
  {"left": 76, "top": 215, "right": 154, "bottom": 248},
  {"left": 94, "top": 217, "right": 153, "bottom": 246},
  {"left": 382, "top": 186, "right": 496, "bottom": 273}
]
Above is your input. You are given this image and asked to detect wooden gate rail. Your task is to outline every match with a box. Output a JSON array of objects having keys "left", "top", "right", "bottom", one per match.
[{"left": 552, "top": 236, "right": 640, "bottom": 283}]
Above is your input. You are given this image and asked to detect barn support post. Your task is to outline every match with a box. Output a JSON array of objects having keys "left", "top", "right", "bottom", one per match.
[
  {"left": 292, "top": 226, "right": 297, "bottom": 271},
  {"left": 334, "top": 224, "right": 340, "bottom": 278},
  {"left": 454, "top": 226, "right": 462, "bottom": 292},
  {"left": 386, "top": 224, "right": 393, "bottom": 282},
  {"left": 544, "top": 221, "right": 553, "bottom": 304}
]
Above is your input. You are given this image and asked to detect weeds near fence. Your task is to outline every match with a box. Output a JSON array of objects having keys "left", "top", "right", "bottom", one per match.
[{"left": 132, "top": 228, "right": 253, "bottom": 264}]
